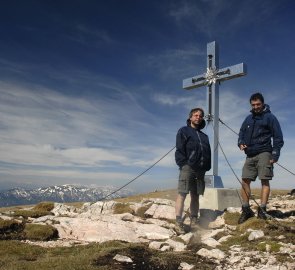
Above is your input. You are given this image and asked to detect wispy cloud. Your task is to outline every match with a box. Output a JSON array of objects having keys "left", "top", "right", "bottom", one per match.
[
  {"left": 139, "top": 45, "right": 205, "bottom": 79},
  {"left": 168, "top": 0, "right": 281, "bottom": 38}
]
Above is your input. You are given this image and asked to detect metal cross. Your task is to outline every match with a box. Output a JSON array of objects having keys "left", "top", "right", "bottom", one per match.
[{"left": 183, "top": 41, "right": 247, "bottom": 187}]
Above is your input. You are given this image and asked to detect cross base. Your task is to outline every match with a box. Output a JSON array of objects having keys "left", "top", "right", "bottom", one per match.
[{"left": 204, "top": 175, "right": 224, "bottom": 188}]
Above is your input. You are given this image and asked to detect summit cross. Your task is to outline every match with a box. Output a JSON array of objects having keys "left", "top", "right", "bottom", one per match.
[{"left": 183, "top": 41, "right": 247, "bottom": 187}]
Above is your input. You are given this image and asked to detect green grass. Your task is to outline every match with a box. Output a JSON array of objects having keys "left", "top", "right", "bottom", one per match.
[{"left": 0, "top": 240, "right": 216, "bottom": 270}]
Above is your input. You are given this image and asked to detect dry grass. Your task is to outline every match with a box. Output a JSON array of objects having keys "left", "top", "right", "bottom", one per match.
[
  {"left": 115, "top": 189, "right": 177, "bottom": 203},
  {"left": 23, "top": 224, "right": 58, "bottom": 241}
]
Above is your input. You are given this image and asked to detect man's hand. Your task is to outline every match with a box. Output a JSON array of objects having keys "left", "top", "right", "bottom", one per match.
[{"left": 239, "top": 144, "right": 247, "bottom": 151}]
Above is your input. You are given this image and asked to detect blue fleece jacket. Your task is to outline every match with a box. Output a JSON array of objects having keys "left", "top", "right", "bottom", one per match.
[
  {"left": 175, "top": 119, "right": 211, "bottom": 171},
  {"left": 238, "top": 104, "right": 284, "bottom": 161}
]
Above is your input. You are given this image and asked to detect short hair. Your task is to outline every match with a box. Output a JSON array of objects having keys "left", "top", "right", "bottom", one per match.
[
  {"left": 250, "top": 92, "right": 264, "bottom": 104},
  {"left": 189, "top": 108, "right": 205, "bottom": 118}
]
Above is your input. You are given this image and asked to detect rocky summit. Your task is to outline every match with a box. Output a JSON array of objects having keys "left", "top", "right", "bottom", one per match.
[{"left": 1, "top": 192, "right": 295, "bottom": 269}]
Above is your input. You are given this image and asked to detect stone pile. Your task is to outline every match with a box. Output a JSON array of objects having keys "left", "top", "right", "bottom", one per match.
[{"left": 5, "top": 194, "right": 295, "bottom": 269}]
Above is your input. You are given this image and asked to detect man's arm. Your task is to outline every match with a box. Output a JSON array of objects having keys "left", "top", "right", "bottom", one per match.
[
  {"left": 270, "top": 115, "right": 284, "bottom": 162},
  {"left": 175, "top": 129, "right": 187, "bottom": 168},
  {"left": 238, "top": 118, "right": 248, "bottom": 151}
]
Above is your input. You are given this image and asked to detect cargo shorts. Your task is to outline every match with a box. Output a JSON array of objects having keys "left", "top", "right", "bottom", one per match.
[
  {"left": 178, "top": 165, "right": 206, "bottom": 195},
  {"left": 242, "top": 152, "right": 274, "bottom": 181}
]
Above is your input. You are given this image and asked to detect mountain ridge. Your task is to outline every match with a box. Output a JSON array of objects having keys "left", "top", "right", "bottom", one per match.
[{"left": 0, "top": 184, "right": 133, "bottom": 207}]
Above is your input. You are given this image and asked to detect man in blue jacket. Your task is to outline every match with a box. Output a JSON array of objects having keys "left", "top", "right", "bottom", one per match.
[
  {"left": 238, "top": 92, "right": 284, "bottom": 224},
  {"left": 175, "top": 108, "right": 211, "bottom": 234}
]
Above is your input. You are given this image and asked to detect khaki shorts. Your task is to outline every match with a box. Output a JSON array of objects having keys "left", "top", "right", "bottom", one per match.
[
  {"left": 178, "top": 165, "right": 205, "bottom": 195},
  {"left": 242, "top": 152, "right": 274, "bottom": 181}
]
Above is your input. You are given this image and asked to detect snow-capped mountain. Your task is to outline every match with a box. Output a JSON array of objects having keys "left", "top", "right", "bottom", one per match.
[{"left": 0, "top": 184, "right": 133, "bottom": 207}]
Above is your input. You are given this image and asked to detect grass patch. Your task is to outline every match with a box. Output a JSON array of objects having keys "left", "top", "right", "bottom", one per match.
[
  {"left": 237, "top": 218, "right": 266, "bottom": 233},
  {"left": 224, "top": 212, "right": 240, "bottom": 226},
  {"left": 0, "top": 240, "right": 216, "bottom": 270},
  {"left": 135, "top": 203, "right": 153, "bottom": 218},
  {"left": 32, "top": 202, "right": 55, "bottom": 212},
  {"left": 218, "top": 233, "right": 250, "bottom": 251},
  {"left": 23, "top": 224, "right": 58, "bottom": 241},
  {"left": 0, "top": 219, "right": 24, "bottom": 240},
  {"left": 92, "top": 241, "right": 215, "bottom": 270},
  {"left": 12, "top": 210, "right": 53, "bottom": 219},
  {"left": 257, "top": 241, "right": 282, "bottom": 252},
  {"left": 113, "top": 203, "right": 134, "bottom": 215},
  {"left": 115, "top": 189, "right": 177, "bottom": 203}
]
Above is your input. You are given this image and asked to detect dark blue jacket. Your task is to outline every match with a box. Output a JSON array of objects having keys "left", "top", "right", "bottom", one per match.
[
  {"left": 175, "top": 119, "right": 211, "bottom": 171},
  {"left": 238, "top": 104, "right": 284, "bottom": 161}
]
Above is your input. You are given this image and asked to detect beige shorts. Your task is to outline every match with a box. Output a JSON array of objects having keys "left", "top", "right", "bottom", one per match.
[{"left": 242, "top": 152, "right": 273, "bottom": 181}]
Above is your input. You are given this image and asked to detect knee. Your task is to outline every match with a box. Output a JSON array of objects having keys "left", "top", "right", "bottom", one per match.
[
  {"left": 178, "top": 192, "right": 186, "bottom": 199},
  {"left": 177, "top": 192, "right": 187, "bottom": 200},
  {"left": 242, "top": 179, "right": 251, "bottom": 188},
  {"left": 261, "top": 180, "right": 270, "bottom": 187}
]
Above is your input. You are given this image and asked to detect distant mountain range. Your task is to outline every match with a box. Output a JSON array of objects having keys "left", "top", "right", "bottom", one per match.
[{"left": 0, "top": 184, "right": 133, "bottom": 207}]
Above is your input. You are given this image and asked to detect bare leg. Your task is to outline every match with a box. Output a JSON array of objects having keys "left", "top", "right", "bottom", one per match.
[
  {"left": 260, "top": 179, "right": 270, "bottom": 205},
  {"left": 241, "top": 178, "right": 252, "bottom": 205},
  {"left": 175, "top": 193, "right": 186, "bottom": 218},
  {"left": 190, "top": 191, "right": 199, "bottom": 217}
]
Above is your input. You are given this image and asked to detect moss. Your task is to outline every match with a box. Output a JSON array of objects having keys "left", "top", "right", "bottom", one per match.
[
  {"left": 135, "top": 203, "right": 153, "bottom": 218},
  {"left": 113, "top": 203, "right": 134, "bottom": 214},
  {"left": 257, "top": 241, "right": 282, "bottom": 252},
  {"left": 223, "top": 212, "right": 240, "bottom": 225},
  {"left": 32, "top": 201, "right": 55, "bottom": 212},
  {"left": 237, "top": 218, "right": 266, "bottom": 233},
  {"left": 0, "top": 218, "right": 24, "bottom": 239},
  {"left": 23, "top": 223, "right": 58, "bottom": 241},
  {"left": 219, "top": 233, "right": 250, "bottom": 251},
  {"left": 13, "top": 209, "right": 53, "bottom": 219}
]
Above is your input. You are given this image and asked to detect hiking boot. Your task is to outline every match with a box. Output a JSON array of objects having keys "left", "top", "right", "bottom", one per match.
[
  {"left": 257, "top": 206, "right": 267, "bottom": 220},
  {"left": 175, "top": 221, "right": 186, "bottom": 235},
  {"left": 190, "top": 216, "right": 202, "bottom": 231},
  {"left": 238, "top": 206, "right": 255, "bottom": 224}
]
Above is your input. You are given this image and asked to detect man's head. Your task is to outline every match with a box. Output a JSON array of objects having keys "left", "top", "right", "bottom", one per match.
[
  {"left": 250, "top": 92, "right": 264, "bottom": 114},
  {"left": 189, "top": 108, "right": 205, "bottom": 128}
]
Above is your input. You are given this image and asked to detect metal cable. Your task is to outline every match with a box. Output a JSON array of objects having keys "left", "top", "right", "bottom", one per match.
[
  {"left": 98, "top": 146, "right": 175, "bottom": 202},
  {"left": 219, "top": 118, "right": 295, "bottom": 176}
]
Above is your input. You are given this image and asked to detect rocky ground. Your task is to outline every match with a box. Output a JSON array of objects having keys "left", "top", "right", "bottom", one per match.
[{"left": 1, "top": 193, "right": 295, "bottom": 270}]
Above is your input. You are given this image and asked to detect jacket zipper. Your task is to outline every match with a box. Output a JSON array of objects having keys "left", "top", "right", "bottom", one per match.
[
  {"left": 249, "top": 119, "right": 256, "bottom": 145},
  {"left": 196, "top": 130, "right": 204, "bottom": 166}
]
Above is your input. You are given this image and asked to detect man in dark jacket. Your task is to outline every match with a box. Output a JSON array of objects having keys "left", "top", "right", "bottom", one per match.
[
  {"left": 174, "top": 108, "right": 211, "bottom": 234},
  {"left": 238, "top": 92, "right": 284, "bottom": 224}
]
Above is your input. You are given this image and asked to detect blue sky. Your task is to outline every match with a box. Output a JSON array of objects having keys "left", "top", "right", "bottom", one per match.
[{"left": 0, "top": 0, "right": 294, "bottom": 192}]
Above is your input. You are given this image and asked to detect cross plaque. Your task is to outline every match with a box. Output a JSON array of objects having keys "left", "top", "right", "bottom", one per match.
[{"left": 183, "top": 41, "right": 247, "bottom": 188}]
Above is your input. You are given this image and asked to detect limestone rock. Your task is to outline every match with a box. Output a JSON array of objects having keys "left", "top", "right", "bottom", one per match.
[
  {"left": 144, "top": 204, "right": 175, "bottom": 220},
  {"left": 113, "top": 254, "right": 133, "bottom": 263},
  {"left": 197, "top": 248, "right": 225, "bottom": 260},
  {"left": 178, "top": 262, "right": 195, "bottom": 270},
  {"left": 202, "top": 237, "right": 220, "bottom": 248},
  {"left": 248, "top": 230, "right": 264, "bottom": 241},
  {"left": 165, "top": 239, "right": 186, "bottom": 252}
]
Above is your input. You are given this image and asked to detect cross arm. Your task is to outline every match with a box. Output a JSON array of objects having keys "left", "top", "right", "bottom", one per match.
[
  {"left": 183, "top": 74, "right": 206, "bottom": 90},
  {"left": 218, "top": 63, "right": 247, "bottom": 82}
]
